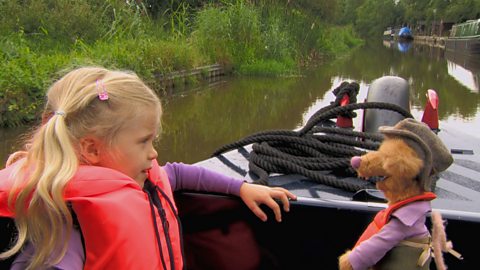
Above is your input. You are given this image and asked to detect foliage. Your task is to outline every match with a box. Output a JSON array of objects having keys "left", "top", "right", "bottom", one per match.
[
  {"left": 316, "top": 25, "right": 364, "bottom": 56},
  {"left": 271, "top": 0, "right": 341, "bottom": 23},
  {"left": 0, "top": 0, "right": 106, "bottom": 50},
  {"left": 337, "top": 0, "right": 480, "bottom": 37},
  {"left": 237, "top": 59, "right": 296, "bottom": 76},
  {"left": 91, "top": 38, "right": 206, "bottom": 85},
  {"left": 442, "top": 0, "right": 480, "bottom": 22},
  {"left": 0, "top": 0, "right": 363, "bottom": 126},
  {"left": 193, "top": 1, "right": 298, "bottom": 75},
  {"left": 335, "top": 0, "right": 365, "bottom": 25},
  {"left": 0, "top": 31, "right": 66, "bottom": 126},
  {"left": 102, "top": 0, "right": 152, "bottom": 41},
  {"left": 399, "top": 0, "right": 480, "bottom": 25},
  {"left": 354, "top": 0, "right": 398, "bottom": 38}
]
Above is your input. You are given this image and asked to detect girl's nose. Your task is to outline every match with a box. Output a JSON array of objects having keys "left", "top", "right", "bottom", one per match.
[{"left": 149, "top": 147, "right": 158, "bottom": 160}]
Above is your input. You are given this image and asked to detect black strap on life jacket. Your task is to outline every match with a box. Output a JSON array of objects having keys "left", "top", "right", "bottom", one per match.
[
  {"left": 144, "top": 180, "right": 173, "bottom": 270},
  {"left": 144, "top": 179, "right": 186, "bottom": 270}
]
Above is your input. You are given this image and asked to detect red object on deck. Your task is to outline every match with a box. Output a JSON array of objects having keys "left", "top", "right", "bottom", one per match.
[
  {"left": 421, "top": 89, "right": 439, "bottom": 130},
  {"left": 336, "top": 94, "right": 353, "bottom": 128}
]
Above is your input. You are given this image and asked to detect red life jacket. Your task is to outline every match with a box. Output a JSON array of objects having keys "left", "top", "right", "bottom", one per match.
[
  {"left": 354, "top": 192, "right": 437, "bottom": 247},
  {"left": 0, "top": 159, "right": 183, "bottom": 270}
]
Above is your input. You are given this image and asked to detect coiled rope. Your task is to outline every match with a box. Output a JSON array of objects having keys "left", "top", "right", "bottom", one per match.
[{"left": 212, "top": 84, "right": 414, "bottom": 193}]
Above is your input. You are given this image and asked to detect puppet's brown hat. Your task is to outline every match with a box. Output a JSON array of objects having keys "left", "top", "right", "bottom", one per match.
[{"left": 378, "top": 118, "right": 453, "bottom": 191}]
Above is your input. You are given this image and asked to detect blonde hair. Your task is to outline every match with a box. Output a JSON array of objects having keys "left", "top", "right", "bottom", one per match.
[{"left": 0, "top": 67, "right": 162, "bottom": 269}]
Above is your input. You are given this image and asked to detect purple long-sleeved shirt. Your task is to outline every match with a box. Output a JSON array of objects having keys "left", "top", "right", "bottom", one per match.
[
  {"left": 164, "top": 162, "right": 243, "bottom": 195},
  {"left": 11, "top": 162, "right": 244, "bottom": 270},
  {"left": 348, "top": 201, "right": 432, "bottom": 270}
]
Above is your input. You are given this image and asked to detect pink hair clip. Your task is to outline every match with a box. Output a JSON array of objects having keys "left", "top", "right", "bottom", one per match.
[{"left": 96, "top": 79, "right": 109, "bottom": 101}]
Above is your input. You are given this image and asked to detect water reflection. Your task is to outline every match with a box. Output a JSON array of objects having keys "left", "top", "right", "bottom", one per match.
[
  {"left": 382, "top": 40, "right": 415, "bottom": 54},
  {"left": 145, "top": 42, "right": 480, "bottom": 164},
  {"left": 397, "top": 41, "right": 413, "bottom": 53},
  {"left": 445, "top": 50, "right": 480, "bottom": 93},
  {"left": 1, "top": 41, "right": 480, "bottom": 165},
  {"left": 159, "top": 76, "right": 333, "bottom": 163},
  {"left": 382, "top": 40, "right": 394, "bottom": 49}
]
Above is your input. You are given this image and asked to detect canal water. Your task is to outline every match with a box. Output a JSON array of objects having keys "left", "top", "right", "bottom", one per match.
[{"left": 1, "top": 40, "right": 479, "bottom": 166}]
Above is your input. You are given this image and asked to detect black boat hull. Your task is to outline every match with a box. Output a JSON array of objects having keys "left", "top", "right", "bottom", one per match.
[{"left": 176, "top": 192, "right": 473, "bottom": 270}]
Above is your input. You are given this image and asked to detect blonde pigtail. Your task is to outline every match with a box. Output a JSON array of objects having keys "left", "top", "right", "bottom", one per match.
[{"left": 5, "top": 112, "right": 78, "bottom": 269}]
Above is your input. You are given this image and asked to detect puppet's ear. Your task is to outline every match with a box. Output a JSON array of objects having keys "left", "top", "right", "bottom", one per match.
[{"left": 78, "top": 136, "right": 102, "bottom": 165}]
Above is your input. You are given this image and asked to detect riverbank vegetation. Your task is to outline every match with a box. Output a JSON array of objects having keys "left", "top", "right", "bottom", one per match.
[
  {"left": 3, "top": 0, "right": 478, "bottom": 127},
  {"left": 1, "top": 0, "right": 365, "bottom": 127}
]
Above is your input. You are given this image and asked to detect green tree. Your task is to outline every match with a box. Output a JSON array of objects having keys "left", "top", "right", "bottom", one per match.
[
  {"left": 398, "top": 0, "right": 429, "bottom": 25},
  {"left": 443, "top": 0, "right": 480, "bottom": 22},
  {"left": 355, "top": 0, "right": 397, "bottom": 37},
  {"left": 336, "top": 0, "right": 365, "bottom": 25}
]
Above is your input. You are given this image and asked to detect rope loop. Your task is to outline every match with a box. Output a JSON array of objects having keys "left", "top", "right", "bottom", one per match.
[{"left": 212, "top": 84, "right": 413, "bottom": 192}]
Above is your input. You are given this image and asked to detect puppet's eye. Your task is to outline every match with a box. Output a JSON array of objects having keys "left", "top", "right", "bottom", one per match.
[{"left": 368, "top": 176, "right": 387, "bottom": 184}]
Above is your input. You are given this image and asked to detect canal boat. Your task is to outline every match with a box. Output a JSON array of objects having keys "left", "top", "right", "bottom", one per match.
[
  {"left": 0, "top": 76, "right": 477, "bottom": 269},
  {"left": 177, "top": 76, "right": 476, "bottom": 269},
  {"left": 445, "top": 19, "right": 480, "bottom": 55}
]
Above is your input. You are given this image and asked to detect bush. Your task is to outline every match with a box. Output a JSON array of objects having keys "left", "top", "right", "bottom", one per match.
[
  {"left": 317, "top": 25, "right": 364, "bottom": 56},
  {"left": 0, "top": 31, "right": 66, "bottom": 126},
  {"left": 0, "top": 0, "right": 106, "bottom": 51},
  {"left": 193, "top": 2, "right": 295, "bottom": 70}
]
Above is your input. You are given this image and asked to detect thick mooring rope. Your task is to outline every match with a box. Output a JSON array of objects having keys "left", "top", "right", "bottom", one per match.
[{"left": 212, "top": 85, "right": 414, "bottom": 193}]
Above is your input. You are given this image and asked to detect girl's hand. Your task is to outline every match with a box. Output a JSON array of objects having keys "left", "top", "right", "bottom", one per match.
[{"left": 239, "top": 183, "right": 297, "bottom": 222}]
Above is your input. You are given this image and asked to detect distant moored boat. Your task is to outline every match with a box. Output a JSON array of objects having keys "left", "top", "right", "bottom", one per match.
[
  {"left": 445, "top": 19, "right": 480, "bottom": 55},
  {"left": 398, "top": 26, "right": 414, "bottom": 41}
]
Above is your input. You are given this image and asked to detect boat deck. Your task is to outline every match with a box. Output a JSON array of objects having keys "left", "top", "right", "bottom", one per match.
[{"left": 196, "top": 122, "right": 480, "bottom": 223}]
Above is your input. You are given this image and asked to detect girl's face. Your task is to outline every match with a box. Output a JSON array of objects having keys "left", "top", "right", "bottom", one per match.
[{"left": 98, "top": 110, "right": 160, "bottom": 187}]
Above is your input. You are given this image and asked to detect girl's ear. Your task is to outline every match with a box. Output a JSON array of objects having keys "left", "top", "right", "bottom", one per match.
[{"left": 79, "top": 136, "right": 102, "bottom": 165}]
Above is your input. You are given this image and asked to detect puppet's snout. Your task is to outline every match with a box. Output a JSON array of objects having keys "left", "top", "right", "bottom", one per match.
[{"left": 351, "top": 156, "right": 361, "bottom": 169}]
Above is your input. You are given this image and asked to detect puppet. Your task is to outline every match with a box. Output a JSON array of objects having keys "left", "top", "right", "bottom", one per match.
[{"left": 339, "top": 118, "right": 462, "bottom": 270}]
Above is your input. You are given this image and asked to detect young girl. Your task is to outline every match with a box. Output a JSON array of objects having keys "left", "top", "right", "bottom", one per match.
[{"left": 0, "top": 67, "right": 296, "bottom": 270}]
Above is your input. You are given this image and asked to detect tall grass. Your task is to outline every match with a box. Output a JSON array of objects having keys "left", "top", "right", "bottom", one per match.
[
  {"left": 192, "top": 1, "right": 362, "bottom": 75},
  {"left": 193, "top": 2, "right": 295, "bottom": 75}
]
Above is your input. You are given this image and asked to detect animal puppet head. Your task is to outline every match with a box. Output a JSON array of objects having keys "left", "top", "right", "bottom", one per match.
[{"left": 351, "top": 118, "right": 453, "bottom": 202}]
